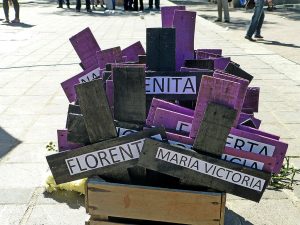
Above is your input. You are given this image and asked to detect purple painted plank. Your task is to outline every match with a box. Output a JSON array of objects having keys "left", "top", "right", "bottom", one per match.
[
  {"left": 146, "top": 98, "right": 194, "bottom": 126},
  {"left": 238, "top": 112, "right": 261, "bottom": 129},
  {"left": 213, "top": 71, "right": 249, "bottom": 126},
  {"left": 57, "top": 130, "right": 83, "bottom": 152},
  {"left": 180, "top": 67, "right": 212, "bottom": 72},
  {"left": 223, "top": 147, "right": 276, "bottom": 173},
  {"left": 214, "top": 57, "right": 231, "bottom": 70},
  {"left": 196, "top": 49, "right": 222, "bottom": 56},
  {"left": 152, "top": 108, "right": 193, "bottom": 134},
  {"left": 96, "top": 47, "right": 123, "bottom": 69},
  {"left": 166, "top": 131, "right": 194, "bottom": 145},
  {"left": 161, "top": 6, "right": 186, "bottom": 28},
  {"left": 195, "top": 50, "right": 221, "bottom": 59},
  {"left": 61, "top": 66, "right": 102, "bottom": 102},
  {"left": 173, "top": 10, "right": 196, "bottom": 71},
  {"left": 243, "top": 87, "right": 260, "bottom": 113},
  {"left": 227, "top": 127, "right": 288, "bottom": 174},
  {"left": 190, "top": 75, "right": 241, "bottom": 138},
  {"left": 121, "top": 41, "right": 146, "bottom": 62},
  {"left": 237, "top": 125, "right": 280, "bottom": 140},
  {"left": 105, "top": 80, "right": 114, "bottom": 112},
  {"left": 69, "top": 27, "right": 101, "bottom": 69}
]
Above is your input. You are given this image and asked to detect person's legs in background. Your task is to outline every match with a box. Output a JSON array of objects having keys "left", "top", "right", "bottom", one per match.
[
  {"left": 222, "top": 0, "right": 230, "bottom": 22},
  {"left": 86, "top": 0, "right": 92, "bottom": 12},
  {"left": 58, "top": 0, "right": 63, "bottom": 8},
  {"left": 245, "top": 0, "right": 264, "bottom": 40},
  {"left": 3, "top": 0, "right": 10, "bottom": 22},
  {"left": 215, "top": 0, "right": 222, "bottom": 22},
  {"left": 154, "top": 0, "right": 159, "bottom": 9},
  {"left": 254, "top": 10, "right": 264, "bottom": 38},
  {"left": 148, "top": 0, "right": 153, "bottom": 9},
  {"left": 139, "top": 0, "right": 144, "bottom": 10},
  {"left": 76, "top": 0, "right": 81, "bottom": 12},
  {"left": 11, "top": 0, "right": 20, "bottom": 22}
]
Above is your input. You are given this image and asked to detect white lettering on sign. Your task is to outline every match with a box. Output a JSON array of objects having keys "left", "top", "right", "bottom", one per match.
[
  {"left": 116, "top": 127, "right": 137, "bottom": 137},
  {"left": 168, "top": 140, "right": 193, "bottom": 150},
  {"left": 221, "top": 154, "right": 264, "bottom": 170},
  {"left": 78, "top": 68, "right": 101, "bottom": 84},
  {"left": 156, "top": 148, "right": 265, "bottom": 192},
  {"left": 66, "top": 139, "right": 145, "bottom": 175},
  {"left": 226, "top": 134, "right": 275, "bottom": 156},
  {"left": 145, "top": 76, "right": 196, "bottom": 94},
  {"left": 176, "top": 121, "right": 192, "bottom": 133}
]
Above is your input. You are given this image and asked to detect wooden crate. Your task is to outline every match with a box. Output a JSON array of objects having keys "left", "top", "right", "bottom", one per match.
[{"left": 85, "top": 178, "right": 226, "bottom": 225}]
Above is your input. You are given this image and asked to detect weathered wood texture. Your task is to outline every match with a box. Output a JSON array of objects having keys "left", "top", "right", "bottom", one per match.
[
  {"left": 161, "top": 6, "right": 186, "bottom": 28},
  {"left": 76, "top": 79, "right": 117, "bottom": 143},
  {"left": 57, "top": 129, "right": 83, "bottom": 152},
  {"left": 146, "top": 97, "right": 194, "bottom": 126},
  {"left": 193, "top": 103, "right": 237, "bottom": 156},
  {"left": 196, "top": 49, "right": 222, "bottom": 56},
  {"left": 86, "top": 178, "right": 225, "bottom": 225},
  {"left": 113, "top": 67, "right": 146, "bottom": 123},
  {"left": 173, "top": 10, "right": 196, "bottom": 71},
  {"left": 184, "top": 59, "right": 214, "bottom": 70},
  {"left": 61, "top": 66, "right": 102, "bottom": 102},
  {"left": 121, "top": 41, "right": 145, "bottom": 62},
  {"left": 146, "top": 28, "right": 176, "bottom": 71},
  {"left": 237, "top": 125, "right": 280, "bottom": 140},
  {"left": 190, "top": 75, "right": 240, "bottom": 138},
  {"left": 46, "top": 128, "right": 167, "bottom": 184},
  {"left": 96, "top": 47, "right": 123, "bottom": 69},
  {"left": 195, "top": 50, "right": 221, "bottom": 59},
  {"left": 145, "top": 71, "right": 212, "bottom": 101},
  {"left": 65, "top": 104, "right": 81, "bottom": 127},
  {"left": 224, "top": 62, "right": 253, "bottom": 82},
  {"left": 138, "top": 55, "right": 147, "bottom": 64},
  {"left": 67, "top": 113, "right": 90, "bottom": 145},
  {"left": 69, "top": 27, "right": 101, "bottom": 69},
  {"left": 242, "top": 87, "right": 260, "bottom": 113},
  {"left": 106, "top": 80, "right": 114, "bottom": 112},
  {"left": 138, "top": 139, "right": 271, "bottom": 202}
]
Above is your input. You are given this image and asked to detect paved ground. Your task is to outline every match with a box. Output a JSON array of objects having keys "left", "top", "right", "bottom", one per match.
[{"left": 0, "top": 0, "right": 300, "bottom": 224}]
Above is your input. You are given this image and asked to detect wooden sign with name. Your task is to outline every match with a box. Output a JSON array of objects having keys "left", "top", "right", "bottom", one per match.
[
  {"left": 225, "top": 62, "right": 253, "bottom": 82},
  {"left": 193, "top": 103, "right": 237, "bottom": 156},
  {"left": 75, "top": 79, "right": 117, "bottom": 143},
  {"left": 47, "top": 128, "right": 167, "bottom": 184},
  {"left": 138, "top": 139, "right": 271, "bottom": 202},
  {"left": 121, "top": 41, "right": 145, "bottom": 62},
  {"left": 113, "top": 67, "right": 146, "bottom": 124},
  {"left": 145, "top": 71, "right": 212, "bottom": 101},
  {"left": 146, "top": 28, "right": 176, "bottom": 71}
]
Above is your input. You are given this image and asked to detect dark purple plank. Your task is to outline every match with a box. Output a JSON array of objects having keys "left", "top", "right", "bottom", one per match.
[
  {"left": 214, "top": 57, "right": 231, "bottom": 70},
  {"left": 173, "top": 10, "right": 196, "bottom": 71},
  {"left": 57, "top": 130, "right": 83, "bottom": 152},
  {"left": 153, "top": 108, "right": 193, "bottom": 134},
  {"left": 213, "top": 71, "right": 249, "bottom": 127},
  {"left": 69, "top": 27, "right": 101, "bottom": 69},
  {"left": 227, "top": 127, "right": 288, "bottom": 174},
  {"left": 196, "top": 49, "right": 222, "bottom": 56},
  {"left": 190, "top": 75, "right": 241, "bottom": 138},
  {"left": 61, "top": 66, "right": 102, "bottom": 102},
  {"left": 180, "top": 67, "right": 212, "bottom": 73},
  {"left": 243, "top": 87, "right": 260, "bottom": 113},
  {"left": 146, "top": 98, "right": 194, "bottom": 126},
  {"left": 237, "top": 125, "right": 280, "bottom": 140},
  {"left": 161, "top": 6, "right": 186, "bottom": 28},
  {"left": 195, "top": 50, "right": 221, "bottom": 59},
  {"left": 238, "top": 112, "right": 261, "bottom": 129},
  {"left": 121, "top": 41, "right": 146, "bottom": 62},
  {"left": 96, "top": 47, "right": 123, "bottom": 69}
]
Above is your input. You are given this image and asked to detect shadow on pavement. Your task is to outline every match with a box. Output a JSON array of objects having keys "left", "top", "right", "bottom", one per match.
[
  {"left": 0, "top": 127, "right": 22, "bottom": 158},
  {"left": 257, "top": 39, "right": 300, "bottom": 49},
  {"left": 225, "top": 207, "right": 254, "bottom": 225},
  {"left": 43, "top": 190, "right": 85, "bottom": 209},
  {"left": 1, "top": 22, "right": 35, "bottom": 28}
]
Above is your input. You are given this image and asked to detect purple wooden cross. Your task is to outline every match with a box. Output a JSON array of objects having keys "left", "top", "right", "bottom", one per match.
[
  {"left": 57, "top": 130, "right": 83, "bottom": 152},
  {"left": 242, "top": 87, "right": 260, "bottom": 113},
  {"left": 96, "top": 47, "right": 123, "bottom": 69},
  {"left": 214, "top": 57, "right": 231, "bottom": 70},
  {"left": 121, "top": 41, "right": 146, "bottom": 62},
  {"left": 161, "top": 6, "right": 186, "bottom": 28},
  {"left": 237, "top": 124, "right": 280, "bottom": 140}
]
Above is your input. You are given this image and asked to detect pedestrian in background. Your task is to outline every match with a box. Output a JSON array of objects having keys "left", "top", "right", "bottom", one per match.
[
  {"left": 215, "top": 0, "right": 230, "bottom": 23},
  {"left": 147, "top": 0, "right": 159, "bottom": 10},
  {"left": 57, "top": 0, "right": 70, "bottom": 8},
  {"left": 76, "top": 0, "right": 92, "bottom": 12},
  {"left": 2, "top": 0, "right": 20, "bottom": 23},
  {"left": 245, "top": 0, "right": 265, "bottom": 41}
]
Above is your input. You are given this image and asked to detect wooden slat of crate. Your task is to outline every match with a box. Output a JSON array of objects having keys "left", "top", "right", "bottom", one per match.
[{"left": 86, "top": 179, "right": 225, "bottom": 225}]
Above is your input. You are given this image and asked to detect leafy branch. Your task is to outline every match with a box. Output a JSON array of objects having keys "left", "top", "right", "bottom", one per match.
[{"left": 46, "top": 141, "right": 58, "bottom": 152}]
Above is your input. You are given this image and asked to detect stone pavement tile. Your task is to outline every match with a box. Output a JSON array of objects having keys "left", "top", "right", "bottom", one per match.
[
  {"left": 0, "top": 96, "right": 19, "bottom": 105},
  {"left": 0, "top": 188, "right": 34, "bottom": 204},
  {"left": 281, "top": 138, "right": 300, "bottom": 157},
  {"left": 255, "top": 111, "right": 281, "bottom": 124},
  {"left": 0, "top": 163, "right": 48, "bottom": 188},
  {"left": 259, "top": 101, "right": 294, "bottom": 112},
  {"left": 226, "top": 199, "right": 300, "bottom": 225},
  {"left": 25, "top": 204, "right": 86, "bottom": 225},
  {"left": 273, "top": 111, "right": 300, "bottom": 124},
  {"left": 3, "top": 143, "right": 48, "bottom": 163},
  {"left": 30, "top": 115, "right": 66, "bottom": 129},
  {"left": 36, "top": 190, "right": 85, "bottom": 206},
  {"left": 0, "top": 114, "right": 37, "bottom": 128},
  {"left": 0, "top": 127, "right": 24, "bottom": 144},
  {"left": 22, "top": 127, "right": 59, "bottom": 144},
  {"left": 0, "top": 87, "right": 29, "bottom": 96},
  {"left": 24, "top": 85, "right": 60, "bottom": 96},
  {"left": 0, "top": 204, "right": 28, "bottom": 225},
  {"left": 227, "top": 188, "right": 289, "bottom": 201},
  {"left": 259, "top": 123, "right": 296, "bottom": 139},
  {"left": 4, "top": 103, "right": 46, "bottom": 115},
  {"left": 285, "top": 124, "right": 300, "bottom": 139}
]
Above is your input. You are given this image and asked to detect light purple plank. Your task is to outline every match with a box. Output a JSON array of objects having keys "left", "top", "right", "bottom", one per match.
[
  {"left": 173, "top": 10, "right": 196, "bottom": 71},
  {"left": 196, "top": 49, "right": 222, "bottom": 56},
  {"left": 161, "top": 6, "right": 186, "bottom": 28},
  {"left": 180, "top": 67, "right": 212, "bottom": 72},
  {"left": 190, "top": 75, "right": 241, "bottom": 138},
  {"left": 69, "top": 27, "right": 101, "bottom": 69},
  {"left": 106, "top": 80, "right": 114, "bottom": 111},
  {"left": 223, "top": 147, "right": 276, "bottom": 173},
  {"left": 61, "top": 66, "right": 102, "bottom": 102},
  {"left": 227, "top": 127, "right": 288, "bottom": 174},
  {"left": 243, "top": 87, "right": 260, "bottom": 113},
  {"left": 238, "top": 112, "right": 261, "bottom": 129},
  {"left": 237, "top": 124, "right": 280, "bottom": 140},
  {"left": 152, "top": 108, "right": 193, "bottom": 133},
  {"left": 121, "top": 41, "right": 146, "bottom": 62},
  {"left": 146, "top": 98, "right": 194, "bottom": 126},
  {"left": 57, "top": 130, "right": 83, "bottom": 152},
  {"left": 96, "top": 47, "right": 123, "bottom": 69},
  {"left": 213, "top": 71, "right": 249, "bottom": 126},
  {"left": 166, "top": 131, "right": 194, "bottom": 145},
  {"left": 214, "top": 57, "right": 231, "bottom": 70}
]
